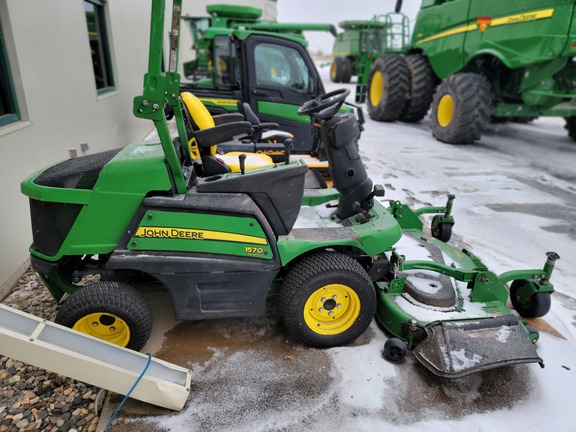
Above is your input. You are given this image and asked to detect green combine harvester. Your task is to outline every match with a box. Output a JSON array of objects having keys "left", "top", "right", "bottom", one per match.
[
  {"left": 20, "top": 0, "right": 560, "bottom": 378},
  {"left": 330, "top": 13, "right": 409, "bottom": 84},
  {"left": 183, "top": 4, "right": 336, "bottom": 79},
  {"left": 357, "top": 0, "right": 576, "bottom": 144}
]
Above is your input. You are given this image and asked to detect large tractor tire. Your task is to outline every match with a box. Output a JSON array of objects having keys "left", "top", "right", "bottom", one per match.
[
  {"left": 564, "top": 117, "right": 576, "bottom": 141},
  {"left": 56, "top": 281, "right": 153, "bottom": 351},
  {"left": 399, "top": 54, "right": 436, "bottom": 123},
  {"left": 367, "top": 55, "right": 409, "bottom": 122},
  {"left": 430, "top": 73, "right": 491, "bottom": 144},
  {"left": 342, "top": 58, "right": 354, "bottom": 83},
  {"left": 279, "top": 251, "right": 376, "bottom": 348},
  {"left": 330, "top": 57, "right": 344, "bottom": 83}
]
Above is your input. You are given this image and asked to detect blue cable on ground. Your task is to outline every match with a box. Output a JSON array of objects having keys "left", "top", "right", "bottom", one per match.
[{"left": 104, "top": 353, "right": 152, "bottom": 432}]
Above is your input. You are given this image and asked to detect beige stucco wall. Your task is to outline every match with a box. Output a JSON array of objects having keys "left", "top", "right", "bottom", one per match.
[
  {"left": 0, "top": 0, "right": 155, "bottom": 295},
  {"left": 0, "top": 0, "right": 277, "bottom": 294}
]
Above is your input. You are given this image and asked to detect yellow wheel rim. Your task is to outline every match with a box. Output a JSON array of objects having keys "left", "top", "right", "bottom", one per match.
[
  {"left": 437, "top": 94, "right": 454, "bottom": 127},
  {"left": 304, "top": 284, "right": 361, "bottom": 335},
  {"left": 330, "top": 62, "right": 337, "bottom": 80},
  {"left": 73, "top": 313, "right": 131, "bottom": 347},
  {"left": 369, "top": 71, "right": 384, "bottom": 107}
]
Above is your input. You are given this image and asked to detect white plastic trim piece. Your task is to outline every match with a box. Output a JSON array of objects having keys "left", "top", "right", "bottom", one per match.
[{"left": 0, "top": 304, "right": 191, "bottom": 411}]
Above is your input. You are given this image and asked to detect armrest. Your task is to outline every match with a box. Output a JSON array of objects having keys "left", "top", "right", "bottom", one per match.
[
  {"left": 213, "top": 113, "right": 245, "bottom": 125},
  {"left": 194, "top": 121, "right": 252, "bottom": 148},
  {"left": 255, "top": 122, "right": 279, "bottom": 131}
]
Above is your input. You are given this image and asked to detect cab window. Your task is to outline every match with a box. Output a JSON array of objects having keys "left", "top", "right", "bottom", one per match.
[
  {"left": 254, "top": 43, "right": 310, "bottom": 93},
  {"left": 213, "top": 35, "right": 236, "bottom": 86}
]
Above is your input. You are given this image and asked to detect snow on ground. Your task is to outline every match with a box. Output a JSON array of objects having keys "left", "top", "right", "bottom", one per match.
[{"left": 119, "top": 67, "right": 576, "bottom": 431}]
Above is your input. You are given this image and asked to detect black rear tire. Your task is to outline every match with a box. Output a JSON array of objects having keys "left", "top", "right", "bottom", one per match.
[
  {"left": 279, "top": 251, "right": 376, "bottom": 348},
  {"left": 330, "top": 57, "right": 344, "bottom": 83},
  {"left": 56, "top": 281, "right": 153, "bottom": 351},
  {"left": 367, "top": 55, "right": 409, "bottom": 122},
  {"left": 399, "top": 54, "right": 436, "bottom": 123},
  {"left": 430, "top": 73, "right": 491, "bottom": 144},
  {"left": 510, "top": 280, "right": 551, "bottom": 318}
]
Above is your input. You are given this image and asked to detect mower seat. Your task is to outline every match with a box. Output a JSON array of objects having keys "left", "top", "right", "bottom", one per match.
[
  {"left": 237, "top": 102, "right": 294, "bottom": 143},
  {"left": 180, "top": 92, "right": 273, "bottom": 176}
]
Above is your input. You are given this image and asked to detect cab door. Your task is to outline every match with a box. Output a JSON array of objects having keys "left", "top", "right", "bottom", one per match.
[{"left": 243, "top": 35, "right": 325, "bottom": 153}]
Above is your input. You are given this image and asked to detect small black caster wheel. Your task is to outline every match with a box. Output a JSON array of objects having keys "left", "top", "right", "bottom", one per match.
[
  {"left": 383, "top": 338, "right": 407, "bottom": 361},
  {"left": 431, "top": 216, "right": 452, "bottom": 242}
]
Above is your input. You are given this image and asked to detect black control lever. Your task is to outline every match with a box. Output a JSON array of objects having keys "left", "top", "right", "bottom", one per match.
[
  {"left": 367, "top": 184, "right": 385, "bottom": 201},
  {"left": 352, "top": 201, "right": 373, "bottom": 224},
  {"left": 283, "top": 138, "right": 293, "bottom": 165},
  {"left": 238, "top": 153, "right": 246, "bottom": 175}
]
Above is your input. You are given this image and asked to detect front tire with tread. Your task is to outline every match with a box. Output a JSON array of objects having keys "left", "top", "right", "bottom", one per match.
[
  {"left": 330, "top": 57, "right": 344, "bottom": 83},
  {"left": 56, "top": 281, "right": 152, "bottom": 351},
  {"left": 367, "top": 55, "right": 409, "bottom": 122},
  {"left": 399, "top": 54, "right": 436, "bottom": 123},
  {"left": 342, "top": 58, "right": 354, "bottom": 83}
]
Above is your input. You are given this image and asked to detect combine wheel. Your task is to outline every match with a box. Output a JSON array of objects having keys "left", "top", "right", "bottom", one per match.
[
  {"left": 431, "top": 215, "right": 452, "bottom": 243},
  {"left": 509, "top": 280, "right": 551, "bottom": 318},
  {"left": 279, "top": 251, "right": 376, "bottom": 348},
  {"left": 330, "top": 57, "right": 344, "bottom": 83},
  {"left": 383, "top": 338, "right": 407, "bottom": 361},
  {"left": 56, "top": 281, "right": 152, "bottom": 351},
  {"left": 399, "top": 54, "right": 436, "bottom": 123},
  {"left": 342, "top": 58, "right": 354, "bottom": 83},
  {"left": 367, "top": 55, "right": 409, "bottom": 122},
  {"left": 430, "top": 73, "right": 491, "bottom": 144},
  {"left": 564, "top": 117, "right": 576, "bottom": 141}
]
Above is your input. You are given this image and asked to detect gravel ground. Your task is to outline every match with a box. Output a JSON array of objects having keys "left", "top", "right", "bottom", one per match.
[{"left": 0, "top": 268, "right": 101, "bottom": 432}]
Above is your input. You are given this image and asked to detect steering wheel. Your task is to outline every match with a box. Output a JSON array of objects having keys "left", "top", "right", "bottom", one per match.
[{"left": 298, "top": 88, "right": 350, "bottom": 119}]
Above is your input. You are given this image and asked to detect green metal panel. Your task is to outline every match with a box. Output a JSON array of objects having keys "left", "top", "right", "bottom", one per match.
[
  {"left": 277, "top": 201, "right": 403, "bottom": 266},
  {"left": 198, "top": 97, "right": 240, "bottom": 112},
  {"left": 412, "top": 0, "right": 472, "bottom": 77},
  {"left": 464, "top": 1, "right": 574, "bottom": 70},
  {"left": 128, "top": 210, "right": 273, "bottom": 259},
  {"left": 414, "top": 0, "right": 576, "bottom": 77},
  {"left": 27, "top": 142, "right": 173, "bottom": 261},
  {"left": 257, "top": 101, "right": 311, "bottom": 124}
]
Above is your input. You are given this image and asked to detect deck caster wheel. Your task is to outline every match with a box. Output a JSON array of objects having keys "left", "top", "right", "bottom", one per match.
[
  {"left": 383, "top": 338, "right": 407, "bottom": 361},
  {"left": 510, "top": 280, "right": 551, "bottom": 318},
  {"left": 431, "top": 215, "right": 452, "bottom": 242}
]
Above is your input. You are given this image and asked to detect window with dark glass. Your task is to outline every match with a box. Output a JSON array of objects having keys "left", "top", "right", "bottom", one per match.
[
  {"left": 84, "top": 0, "right": 114, "bottom": 93},
  {"left": 0, "top": 21, "right": 19, "bottom": 127},
  {"left": 254, "top": 43, "right": 310, "bottom": 93}
]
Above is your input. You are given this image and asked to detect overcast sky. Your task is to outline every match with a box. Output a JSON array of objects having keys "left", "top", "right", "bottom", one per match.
[{"left": 277, "top": 0, "right": 421, "bottom": 54}]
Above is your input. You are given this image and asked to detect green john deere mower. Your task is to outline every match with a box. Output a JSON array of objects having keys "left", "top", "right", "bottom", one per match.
[{"left": 21, "top": 0, "right": 559, "bottom": 377}]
